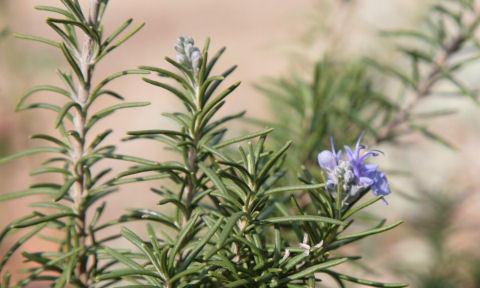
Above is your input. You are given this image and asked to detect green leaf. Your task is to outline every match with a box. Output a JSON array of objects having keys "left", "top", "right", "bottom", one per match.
[
  {"left": 17, "top": 85, "right": 69, "bottom": 111},
  {"left": 204, "top": 65, "right": 237, "bottom": 103},
  {"left": 117, "top": 163, "right": 188, "bottom": 178},
  {"left": 203, "top": 212, "right": 243, "bottom": 260},
  {"left": 103, "top": 18, "right": 133, "bottom": 47},
  {"left": 217, "top": 212, "right": 242, "bottom": 249},
  {"left": 123, "top": 209, "right": 178, "bottom": 230},
  {"left": 286, "top": 258, "right": 349, "bottom": 280},
  {"left": 142, "top": 77, "right": 195, "bottom": 109},
  {"left": 11, "top": 212, "right": 76, "bottom": 229},
  {"left": 55, "top": 177, "right": 77, "bottom": 201},
  {"left": 49, "top": 18, "right": 99, "bottom": 44},
  {"left": 203, "top": 111, "right": 245, "bottom": 135},
  {"left": 59, "top": 43, "right": 85, "bottom": 84},
  {"left": 30, "top": 202, "right": 72, "bottom": 212},
  {"left": 0, "top": 188, "right": 58, "bottom": 202},
  {"left": 31, "top": 134, "right": 69, "bottom": 149},
  {"left": 59, "top": 0, "right": 85, "bottom": 22},
  {"left": 0, "top": 223, "right": 48, "bottom": 273},
  {"left": 121, "top": 227, "right": 164, "bottom": 277},
  {"left": 87, "top": 102, "right": 150, "bottom": 130},
  {"left": 328, "top": 221, "right": 403, "bottom": 250},
  {"left": 198, "top": 163, "right": 229, "bottom": 196},
  {"left": 127, "top": 129, "right": 191, "bottom": 140},
  {"left": 140, "top": 65, "right": 192, "bottom": 89},
  {"left": 443, "top": 73, "right": 478, "bottom": 103},
  {"left": 2, "top": 272, "right": 11, "bottom": 288},
  {"left": 180, "top": 216, "right": 223, "bottom": 269},
  {"left": 225, "top": 279, "right": 250, "bottom": 288},
  {"left": 170, "top": 265, "right": 206, "bottom": 283},
  {"left": 35, "top": 5, "right": 75, "bottom": 19},
  {"left": 55, "top": 101, "right": 81, "bottom": 127},
  {"left": 342, "top": 196, "right": 384, "bottom": 220},
  {"left": 96, "top": 269, "right": 163, "bottom": 281},
  {"left": 102, "top": 22, "right": 146, "bottom": 57},
  {"left": 263, "top": 215, "right": 343, "bottom": 226},
  {"left": 165, "top": 56, "right": 193, "bottom": 79},
  {"left": 89, "top": 129, "right": 113, "bottom": 150},
  {"left": 264, "top": 184, "right": 325, "bottom": 195},
  {"left": 168, "top": 213, "right": 200, "bottom": 267},
  {"left": 205, "top": 46, "right": 226, "bottom": 77},
  {"left": 90, "top": 70, "right": 149, "bottom": 105},
  {"left": 102, "top": 247, "right": 145, "bottom": 271},
  {"left": 257, "top": 141, "right": 292, "bottom": 182},
  {"left": 365, "top": 58, "right": 416, "bottom": 89},
  {"left": 30, "top": 166, "right": 71, "bottom": 176},
  {"left": 15, "top": 33, "right": 60, "bottom": 48},
  {"left": 200, "top": 81, "right": 241, "bottom": 119},
  {"left": 379, "top": 29, "right": 438, "bottom": 46},
  {"left": 16, "top": 102, "right": 64, "bottom": 114},
  {"left": 213, "top": 128, "right": 274, "bottom": 149},
  {"left": 337, "top": 221, "right": 403, "bottom": 241},
  {"left": 326, "top": 270, "right": 409, "bottom": 287},
  {"left": 113, "top": 284, "right": 158, "bottom": 288},
  {"left": 103, "top": 153, "right": 158, "bottom": 166},
  {"left": 0, "top": 147, "right": 65, "bottom": 166}
]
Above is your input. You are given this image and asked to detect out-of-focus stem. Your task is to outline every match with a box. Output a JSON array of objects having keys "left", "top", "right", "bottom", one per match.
[{"left": 375, "top": 13, "right": 480, "bottom": 144}]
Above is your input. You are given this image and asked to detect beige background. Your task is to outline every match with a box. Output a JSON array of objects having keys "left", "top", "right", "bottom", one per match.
[{"left": 0, "top": 0, "right": 479, "bottom": 286}]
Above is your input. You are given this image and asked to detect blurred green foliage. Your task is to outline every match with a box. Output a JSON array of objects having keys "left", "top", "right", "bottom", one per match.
[
  {"left": 396, "top": 190, "right": 480, "bottom": 288},
  {"left": 256, "top": 0, "right": 480, "bottom": 287},
  {"left": 254, "top": 59, "right": 396, "bottom": 176}
]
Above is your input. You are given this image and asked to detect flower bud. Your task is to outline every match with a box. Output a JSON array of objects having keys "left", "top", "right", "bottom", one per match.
[{"left": 175, "top": 36, "right": 202, "bottom": 74}]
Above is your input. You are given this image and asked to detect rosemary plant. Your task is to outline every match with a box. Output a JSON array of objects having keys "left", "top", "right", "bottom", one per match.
[
  {"left": 5, "top": 0, "right": 471, "bottom": 287},
  {"left": 96, "top": 37, "right": 407, "bottom": 287},
  {"left": 258, "top": 0, "right": 480, "bottom": 169},
  {"left": 369, "top": 1, "right": 480, "bottom": 287},
  {"left": 0, "top": 0, "right": 146, "bottom": 286},
  {"left": 256, "top": 0, "right": 480, "bottom": 287},
  {"left": 371, "top": 0, "right": 480, "bottom": 144}
]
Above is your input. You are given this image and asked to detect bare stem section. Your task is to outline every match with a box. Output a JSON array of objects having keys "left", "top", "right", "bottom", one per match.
[{"left": 71, "top": 3, "right": 99, "bottom": 285}]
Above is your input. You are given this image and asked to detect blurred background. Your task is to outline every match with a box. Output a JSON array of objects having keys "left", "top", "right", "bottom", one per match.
[{"left": 0, "top": 0, "right": 479, "bottom": 287}]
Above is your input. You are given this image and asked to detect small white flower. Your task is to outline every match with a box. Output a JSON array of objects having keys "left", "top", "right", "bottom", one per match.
[
  {"left": 280, "top": 248, "right": 290, "bottom": 262},
  {"left": 299, "top": 233, "right": 324, "bottom": 256}
]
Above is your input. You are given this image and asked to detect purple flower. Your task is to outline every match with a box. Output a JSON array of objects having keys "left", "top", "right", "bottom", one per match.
[{"left": 317, "top": 135, "right": 391, "bottom": 203}]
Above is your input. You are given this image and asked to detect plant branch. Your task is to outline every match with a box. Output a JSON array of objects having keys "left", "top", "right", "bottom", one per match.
[
  {"left": 375, "top": 12, "right": 480, "bottom": 144},
  {"left": 71, "top": 2, "right": 101, "bottom": 285}
]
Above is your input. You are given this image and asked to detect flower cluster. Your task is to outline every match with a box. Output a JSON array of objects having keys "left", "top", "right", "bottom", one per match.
[
  {"left": 318, "top": 135, "right": 391, "bottom": 203},
  {"left": 175, "top": 36, "right": 202, "bottom": 72}
]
